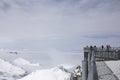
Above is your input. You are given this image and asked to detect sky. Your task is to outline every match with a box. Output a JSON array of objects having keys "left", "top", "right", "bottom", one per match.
[{"left": 0, "top": 0, "right": 120, "bottom": 52}]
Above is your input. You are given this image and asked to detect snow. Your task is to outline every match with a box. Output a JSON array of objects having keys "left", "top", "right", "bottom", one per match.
[
  {"left": 0, "top": 58, "right": 25, "bottom": 76},
  {"left": 18, "top": 65, "right": 72, "bottom": 80},
  {"left": 74, "top": 66, "right": 81, "bottom": 76},
  {"left": 53, "top": 64, "right": 77, "bottom": 72},
  {"left": 18, "top": 64, "right": 82, "bottom": 80},
  {"left": 0, "top": 58, "right": 26, "bottom": 80},
  {"left": 19, "top": 69, "right": 70, "bottom": 80},
  {"left": 0, "top": 50, "right": 82, "bottom": 80}
]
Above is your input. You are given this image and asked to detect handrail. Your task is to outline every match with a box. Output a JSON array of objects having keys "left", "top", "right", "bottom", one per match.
[{"left": 87, "top": 50, "right": 98, "bottom": 80}]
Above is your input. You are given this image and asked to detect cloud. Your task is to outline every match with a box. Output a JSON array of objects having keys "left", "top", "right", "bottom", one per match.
[
  {"left": 84, "top": 34, "right": 120, "bottom": 39},
  {"left": 0, "top": 0, "right": 120, "bottom": 51}
]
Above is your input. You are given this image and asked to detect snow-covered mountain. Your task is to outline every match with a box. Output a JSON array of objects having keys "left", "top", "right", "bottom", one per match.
[
  {"left": 18, "top": 64, "right": 81, "bottom": 80},
  {"left": 0, "top": 57, "right": 81, "bottom": 80},
  {"left": 0, "top": 58, "right": 26, "bottom": 80},
  {"left": 0, "top": 50, "right": 82, "bottom": 80}
]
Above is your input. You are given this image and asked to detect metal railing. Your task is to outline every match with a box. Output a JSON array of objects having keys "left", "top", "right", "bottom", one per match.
[{"left": 82, "top": 48, "right": 98, "bottom": 80}]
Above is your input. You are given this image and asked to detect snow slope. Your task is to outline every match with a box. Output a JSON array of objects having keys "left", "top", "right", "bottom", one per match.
[
  {"left": 18, "top": 67, "right": 71, "bottom": 80},
  {"left": 54, "top": 64, "right": 77, "bottom": 72},
  {"left": 0, "top": 58, "right": 26, "bottom": 80},
  {"left": 18, "top": 64, "right": 79, "bottom": 80}
]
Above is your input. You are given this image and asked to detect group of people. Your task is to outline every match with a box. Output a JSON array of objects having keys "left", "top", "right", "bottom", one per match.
[{"left": 85, "top": 45, "right": 111, "bottom": 51}]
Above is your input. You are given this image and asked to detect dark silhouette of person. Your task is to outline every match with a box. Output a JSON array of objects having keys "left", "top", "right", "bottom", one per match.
[
  {"left": 90, "top": 45, "right": 93, "bottom": 51},
  {"left": 102, "top": 45, "right": 104, "bottom": 50}
]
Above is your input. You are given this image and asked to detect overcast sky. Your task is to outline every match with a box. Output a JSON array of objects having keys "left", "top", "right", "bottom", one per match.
[{"left": 0, "top": 0, "right": 120, "bottom": 52}]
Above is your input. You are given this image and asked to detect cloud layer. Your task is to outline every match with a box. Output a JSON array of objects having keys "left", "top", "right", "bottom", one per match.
[{"left": 0, "top": 0, "right": 120, "bottom": 51}]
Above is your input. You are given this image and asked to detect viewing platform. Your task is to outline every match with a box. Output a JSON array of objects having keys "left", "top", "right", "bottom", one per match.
[{"left": 82, "top": 45, "right": 120, "bottom": 80}]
